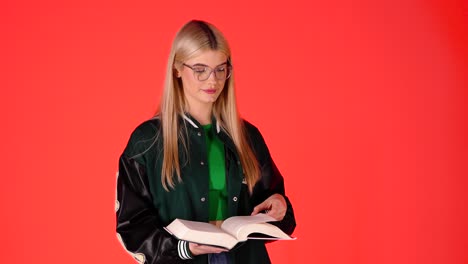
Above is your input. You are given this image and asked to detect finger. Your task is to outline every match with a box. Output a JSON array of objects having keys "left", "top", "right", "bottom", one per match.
[
  {"left": 200, "top": 245, "right": 228, "bottom": 253},
  {"left": 198, "top": 246, "right": 227, "bottom": 254},
  {"left": 190, "top": 244, "right": 228, "bottom": 255},
  {"left": 251, "top": 203, "right": 262, "bottom": 215},
  {"left": 251, "top": 202, "right": 268, "bottom": 215},
  {"left": 265, "top": 202, "right": 283, "bottom": 218}
]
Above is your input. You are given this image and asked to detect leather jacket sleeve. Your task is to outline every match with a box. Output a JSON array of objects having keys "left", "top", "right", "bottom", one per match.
[
  {"left": 262, "top": 158, "right": 296, "bottom": 236},
  {"left": 116, "top": 154, "right": 190, "bottom": 264},
  {"left": 246, "top": 122, "right": 297, "bottom": 236}
]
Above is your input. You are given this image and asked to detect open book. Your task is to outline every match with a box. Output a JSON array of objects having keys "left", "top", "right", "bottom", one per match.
[{"left": 164, "top": 213, "right": 295, "bottom": 250}]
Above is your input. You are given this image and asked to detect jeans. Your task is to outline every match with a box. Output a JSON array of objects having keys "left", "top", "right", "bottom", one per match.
[{"left": 208, "top": 252, "right": 228, "bottom": 264}]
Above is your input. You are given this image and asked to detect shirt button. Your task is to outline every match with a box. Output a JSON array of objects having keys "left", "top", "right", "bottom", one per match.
[
  {"left": 197, "top": 132, "right": 202, "bottom": 136},
  {"left": 200, "top": 161, "right": 205, "bottom": 165},
  {"left": 232, "top": 197, "right": 238, "bottom": 202},
  {"left": 201, "top": 197, "right": 206, "bottom": 202},
  {"left": 237, "top": 161, "right": 241, "bottom": 165}
]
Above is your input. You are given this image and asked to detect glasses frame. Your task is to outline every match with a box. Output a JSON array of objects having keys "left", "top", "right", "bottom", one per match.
[{"left": 182, "top": 62, "right": 232, "bottom": 81}]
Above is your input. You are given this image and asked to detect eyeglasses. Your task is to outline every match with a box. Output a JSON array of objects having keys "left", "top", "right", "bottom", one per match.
[{"left": 182, "top": 62, "right": 232, "bottom": 81}]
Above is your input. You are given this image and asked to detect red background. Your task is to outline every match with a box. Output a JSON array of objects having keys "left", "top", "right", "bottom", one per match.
[{"left": 1, "top": 0, "right": 467, "bottom": 263}]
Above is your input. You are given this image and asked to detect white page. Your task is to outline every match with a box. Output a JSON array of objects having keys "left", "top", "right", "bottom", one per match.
[{"left": 220, "top": 214, "right": 276, "bottom": 238}]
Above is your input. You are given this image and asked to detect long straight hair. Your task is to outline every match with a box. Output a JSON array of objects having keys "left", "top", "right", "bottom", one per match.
[{"left": 158, "top": 20, "right": 260, "bottom": 193}]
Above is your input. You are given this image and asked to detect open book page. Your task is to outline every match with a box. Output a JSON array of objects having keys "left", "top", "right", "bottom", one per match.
[
  {"left": 220, "top": 214, "right": 289, "bottom": 240},
  {"left": 165, "top": 219, "right": 239, "bottom": 249},
  {"left": 165, "top": 214, "right": 295, "bottom": 249},
  {"left": 232, "top": 222, "right": 293, "bottom": 241}
]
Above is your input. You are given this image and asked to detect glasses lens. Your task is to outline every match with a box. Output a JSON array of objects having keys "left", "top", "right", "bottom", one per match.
[
  {"left": 191, "top": 66, "right": 208, "bottom": 81},
  {"left": 215, "top": 65, "right": 232, "bottom": 80},
  {"left": 193, "top": 65, "right": 231, "bottom": 81},
  {"left": 214, "top": 66, "right": 226, "bottom": 80}
]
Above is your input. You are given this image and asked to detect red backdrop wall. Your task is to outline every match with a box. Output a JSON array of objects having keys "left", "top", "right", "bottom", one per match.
[{"left": 1, "top": 0, "right": 467, "bottom": 263}]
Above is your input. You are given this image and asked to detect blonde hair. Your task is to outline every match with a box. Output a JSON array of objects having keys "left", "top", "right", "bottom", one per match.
[{"left": 158, "top": 20, "right": 260, "bottom": 193}]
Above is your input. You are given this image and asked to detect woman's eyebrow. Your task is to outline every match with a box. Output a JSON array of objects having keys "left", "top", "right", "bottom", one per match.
[{"left": 191, "top": 62, "right": 228, "bottom": 67}]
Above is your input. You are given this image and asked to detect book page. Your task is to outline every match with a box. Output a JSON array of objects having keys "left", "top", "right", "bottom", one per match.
[
  {"left": 177, "top": 220, "right": 226, "bottom": 234},
  {"left": 220, "top": 214, "right": 276, "bottom": 239},
  {"left": 165, "top": 219, "right": 239, "bottom": 249}
]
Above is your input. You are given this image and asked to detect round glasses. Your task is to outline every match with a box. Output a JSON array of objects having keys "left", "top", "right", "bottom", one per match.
[{"left": 182, "top": 62, "right": 232, "bottom": 81}]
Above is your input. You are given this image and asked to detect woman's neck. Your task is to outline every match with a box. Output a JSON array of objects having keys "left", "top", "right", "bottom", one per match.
[{"left": 186, "top": 104, "right": 213, "bottom": 125}]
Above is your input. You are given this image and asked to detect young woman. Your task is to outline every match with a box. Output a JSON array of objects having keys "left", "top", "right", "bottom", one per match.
[{"left": 116, "top": 20, "right": 296, "bottom": 264}]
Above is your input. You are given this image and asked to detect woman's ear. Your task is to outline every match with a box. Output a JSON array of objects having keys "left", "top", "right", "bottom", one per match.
[
  {"left": 173, "top": 68, "right": 182, "bottom": 78},
  {"left": 173, "top": 62, "right": 183, "bottom": 78}
]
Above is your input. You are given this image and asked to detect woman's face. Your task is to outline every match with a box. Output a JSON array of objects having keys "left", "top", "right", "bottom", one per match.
[{"left": 179, "top": 49, "right": 228, "bottom": 110}]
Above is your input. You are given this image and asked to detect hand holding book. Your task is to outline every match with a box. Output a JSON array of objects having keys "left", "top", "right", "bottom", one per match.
[
  {"left": 189, "top": 242, "right": 228, "bottom": 256},
  {"left": 164, "top": 213, "right": 296, "bottom": 250},
  {"left": 251, "top": 193, "right": 287, "bottom": 221}
]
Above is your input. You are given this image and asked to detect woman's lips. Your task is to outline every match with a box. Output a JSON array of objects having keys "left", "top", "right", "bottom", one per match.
[{"left": 203, "top": 89, "right": 217, "bottom": 94}]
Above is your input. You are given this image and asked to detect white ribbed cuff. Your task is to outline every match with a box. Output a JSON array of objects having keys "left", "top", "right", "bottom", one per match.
[{"left": 178, "top": 240, "right": 193, "bottom": 260}]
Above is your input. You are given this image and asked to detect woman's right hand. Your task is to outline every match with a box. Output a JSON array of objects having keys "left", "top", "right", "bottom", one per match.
[{"left": 188, "top": 242, "right": 228, "bottom": 256}]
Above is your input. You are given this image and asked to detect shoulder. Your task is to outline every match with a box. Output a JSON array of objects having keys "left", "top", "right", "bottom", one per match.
[
  {"left": 241, "top": 119, "right": 268, "bottom": 149},
  {"left": 123, "top": 117, "right": 162, "bottom": 158},
  {"left": 131, "top": 117, "right": 162, "bottom": 138},
  {"left": 242, "top": 119, "right": 261, "bottom": 136}
]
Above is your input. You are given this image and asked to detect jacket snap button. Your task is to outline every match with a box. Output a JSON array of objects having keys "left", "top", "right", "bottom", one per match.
[
  {"left": 232, "top": 197, "right": 238, "bottom": 202},
  {"left": 197, "top": 132, "right": 202, "bottom": 136},
  {"left": 201, "top": 197, "right": 206, "bottom": 202},
  {"left": 200, "top": 161, "right": 204, "bottom": 165}
]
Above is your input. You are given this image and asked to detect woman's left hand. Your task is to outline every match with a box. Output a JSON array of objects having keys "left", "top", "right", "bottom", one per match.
[{"left": 251, "top": 193, "right": 287, "bottom": 221}]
